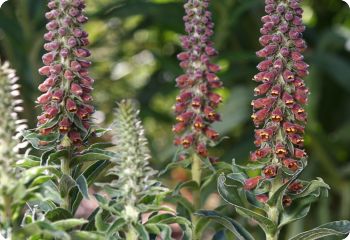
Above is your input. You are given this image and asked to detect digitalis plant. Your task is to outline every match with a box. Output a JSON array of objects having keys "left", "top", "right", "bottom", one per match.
[
  {"left": 170, "top": 0, "right": 224, "bottom": 239},
  {"left": 0, "top": 62, "right": 50, "bottom": 239},
  {"left": 95, "top": 100, "right": 191, "bottom": 240},
  {"left": 20, "top": 0, "right": 115, "bottom": 238},
  {"left": 198, "top": 0, "right": 350, "bottom": 239}
]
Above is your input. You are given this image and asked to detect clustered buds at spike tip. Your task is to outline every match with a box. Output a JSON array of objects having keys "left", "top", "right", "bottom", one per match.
[
  {"left": 248, "top": 0, "right": 309, "bottom": 206},
  {"left": 36, "top": 0, "right": 94, "bottom": 147},
  {"left": 173, "top": 0, "right": 222, "bottom": 159},
  {"left": 0, "top": 62, "right": 28, "bottom": 201},
  {"left": 106, "top": 100, "right": 167, "bottom": 221}
]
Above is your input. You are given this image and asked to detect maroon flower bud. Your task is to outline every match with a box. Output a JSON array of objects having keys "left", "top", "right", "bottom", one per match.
[
  {"left": 283, "top": 158, "right": 299, "bottom": 171},
  {"left": 244, "top": 176, "right": 261, "bottom": 190},
  {"left": 40, "top": 127, "right": 54, "bottom": 136},
  {"left": 71, "top": 83, "right": 83, "bottom": 95},
  {"left": 271, "top": 107, "right": 283, "bottom": 122},
  {"left": 52, "top": 89, "right": 64, "bottom": 102},
  {"left": 37, "top": 92, "right": 52, "bottom": 104},
  {"left": 77, "top": 107, "right": 89, "bottom": 120},
  {"left": 177, "top": 52, "right": 190, "bottom": 61},
  {"left": 254, "top": 82, "right": 272, "bottom": 96},
  {"left": 288, "top": 181, "right": 303, "bottom": 192},
  {"left": 275, "top": 143, "right": 287, "bottom": 158},
  {"left": 257, "top": 59, "right": 273, "bottom": 71},
  {"left": 251, "top": 97, "right": 275, "bottom": 109},
  {"left": 176, "top": 111, "right": 194, "bottom": 123},
  {"left": 182, "top": 135, "right": 194, "bottom": 149},
  {"left": 251, "top": 108, "right": 269, "bottom": 126},
  {"left": 66, "top": 98, "right": 77, "bottom": 113},
  {"left": 45, "top": 106, "right": 59, "bottom": 119},
  {"left": 250, "top": 147, "right": 271, "bottom": 161},
  {"left": 256, "top": 194, "right": 269, "bottom": 203},
  {"left": 42, "top": 52, "right": 55, "bottom": 65},
  {"left": 193, "top": 116, "right": 205, "bottom": 130},
  {"left": 74, "top": 48, "right": 91, "bottom": 58},
  {"left": 283, "top": 195, "right": 292, "bottom": 207},
  {"left": 70, "top": 60, "right": 81, "bottom": 72},
  {"left": 196, "top": 143, "right": 208, "bottom": 157},
  {"left": 263, "top": 165, "right": 277, "bottom": 178},
  {"left": 69, "top": 131, "right": 82, "bottom": 144},
  {"left": 59, "top": 117, "right": 71, "bottom": 133},
  {"left": 205, "top": 128, "right": 219, "bottom": 140}
]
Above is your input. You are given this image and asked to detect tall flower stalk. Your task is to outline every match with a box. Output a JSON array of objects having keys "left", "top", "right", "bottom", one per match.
[
  {"left": 0, "top": 62, "right": 28, "bottom": 238},
  {"left": 37, "top": 0, "right": 94, "bottom": 148},
  {"left": 250, "top": 0, "right": 310, "bottom": 230},
  {"left": 200, "top": 1, "right": 348, "bottom": 240},
  {"left": 173, "top": 0, "right": 222, "bottom": 238},
  {"left": 95, "top": 100, "right": 190, "bottom": 239},
  {"left": 26, "top": 0, "right": 95, "bottom": 212}
]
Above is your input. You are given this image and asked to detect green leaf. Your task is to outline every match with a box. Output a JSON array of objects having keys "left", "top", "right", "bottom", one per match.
[
  {"left": 29, "top": 175, "right": 53, "bottom": 187},
  {"left": 165, "top": 195, "right": 194, "bottom": 215},
  {"left": 196, "top": 210, "right": 255, "bottom": 240},
  {"left": 45, "top": 208, "right": 73, "bottom": 222},
  {"left": 70, "top": 149, "right": 114, "bottom": 167},
  {"left": 53, "top": 218, "right": 88, "bottom": 231},
  {"left": 289, "top": 220, "right": 350, "bottom": 240},
  {"left": 173, "top": 180, "right": 199, "bottom": 195},
  {"left": 134, "top": 223, "right": 150, "bottom": 240},
  {"left": 22, "top": 130, "right": 60, "bottom": 150},
  {"left": 107, "top": 218, "right": 127, "bottom": 236},
  {"left": 16, "top": 155, "right": 40, "bottom": 168},
  {"left": 76, "top": 175, "right": 90, "bottom": 199},
  {"left": 218, "top": 174, "right": 276, "bottom": 234},
  {"left": 59, "top": 174, "right": 76, "bottom": 197},
  {"left": 95, "top": 209, "right": 109, "bottom": 232},
  {"left": 292, "top": 178, "right": 330, "bottom": 199},
  {"left": 71, "top": 160, "right": 110, "bottom": 214},
  {"left": 70, "top": 231, "right": 105, "bottom": 240},
  {"left": 157, "top": 223, "right": 172, "bottom": 240}
]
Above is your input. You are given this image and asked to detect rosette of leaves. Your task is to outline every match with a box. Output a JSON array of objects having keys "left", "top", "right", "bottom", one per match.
[
  {"left": 0, "top": 61, "right": 54, "bottom": 239},
  {"left": 94, "top": 100, "right": 191, "bottom": 240}
]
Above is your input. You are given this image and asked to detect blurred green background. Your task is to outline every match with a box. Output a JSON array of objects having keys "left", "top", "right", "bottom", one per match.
[{"left": 0, "top": 0, "right": 349, "bottom": 239}]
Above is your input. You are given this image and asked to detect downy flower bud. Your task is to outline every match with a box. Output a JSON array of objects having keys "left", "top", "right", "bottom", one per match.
[{"left": 0, "top": 62, "right": 29, "bottom": 218}]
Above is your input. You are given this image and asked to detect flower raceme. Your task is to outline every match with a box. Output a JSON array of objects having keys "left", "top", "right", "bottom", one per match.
[
  {"left": 173, "top": 0, "right": 222, "bottom": 159},
  {"left": 247, "top": 0, "right": 309, "bottom": 202},
  {"left": 37, "top": 0, "right": 94, "bottom": 147}
]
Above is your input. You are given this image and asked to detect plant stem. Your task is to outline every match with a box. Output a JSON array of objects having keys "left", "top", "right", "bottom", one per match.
[
  {"left": 191, "top": 153, "right": 202, "bottom": 240},
  {"left": 125, "top": 226, "right": 138, "bottom": 240},
  {"left": 61, "top": 150, "right": 72, "bottom": 211},
  {"left": 265, "top": 178, "right": 282, "bottom": 240}
]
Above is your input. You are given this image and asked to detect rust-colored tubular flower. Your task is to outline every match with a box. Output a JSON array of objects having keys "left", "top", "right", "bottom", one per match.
[
  {"left": 173, "top": 0, "right": 222, "bottom": 159},
  {"left": 37, "top": 0, "right": 94, "bottom": 147},
  {"left": 249, "top": 0, "right": 309, "bottom": 201}
]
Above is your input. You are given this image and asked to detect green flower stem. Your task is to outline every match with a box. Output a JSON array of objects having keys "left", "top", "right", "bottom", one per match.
[
  {"left": 191, "top": 153, "right": 202, "bottom": 240},
  {"left": 60, "top": 150, "right": 72, "bottom": 211},
  {"left": 125, "top": 226, "right": 138, "bottom": 240},
  {"left": 266, "top": 177, "right": 283, "bottom": 240}
]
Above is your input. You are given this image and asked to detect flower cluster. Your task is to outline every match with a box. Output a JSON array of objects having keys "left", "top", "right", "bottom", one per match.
[
  {"left": 173, "top": 0, "right": 222, "bottom": 159},
  {"left": 247, "top": 0, "right": 309, "bottom": 204},
  {"left": 0, "top": 62, "right": 27, "bottom": 179},
  {"left": 98, "top": 100, "right": 167, "bottom": 229},
  {"left": 37, "top": 0, "right": 94, "bottom": 147},
  {"left": 0, "top": 62, "right": 28, "bottom": 237}
]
